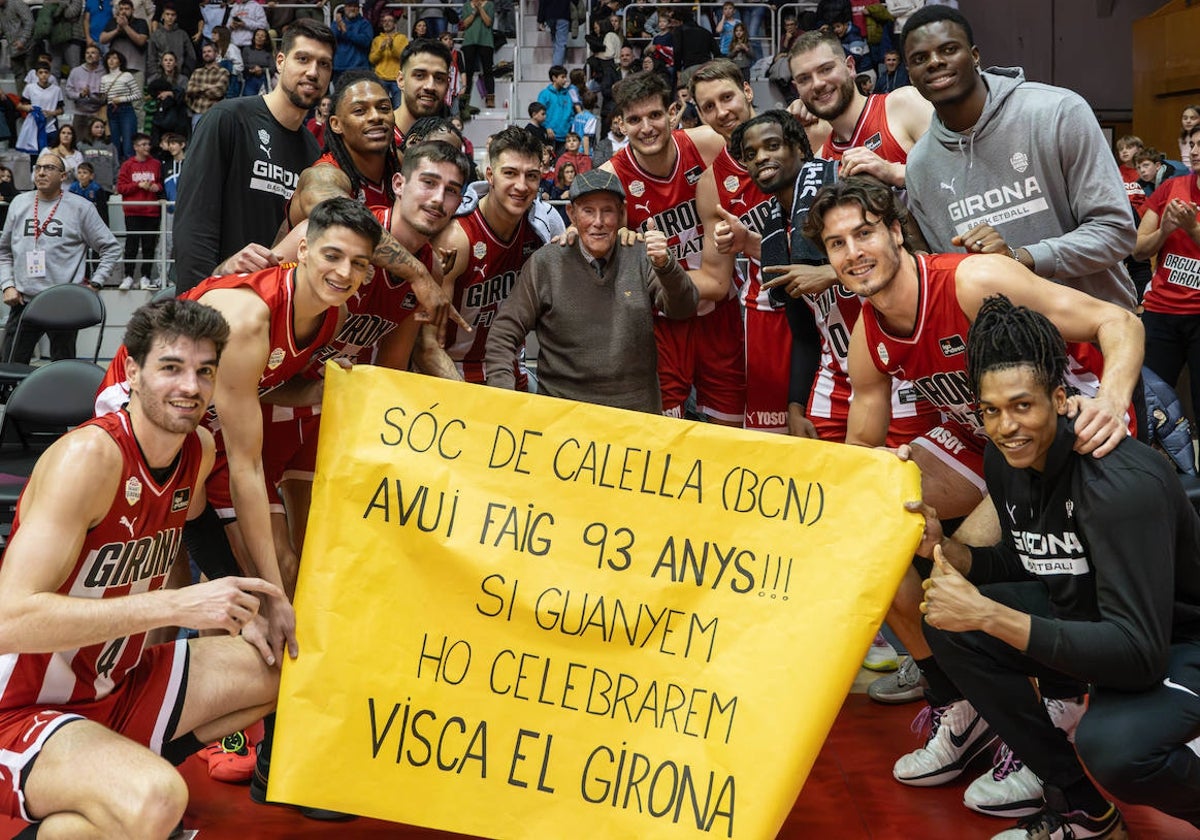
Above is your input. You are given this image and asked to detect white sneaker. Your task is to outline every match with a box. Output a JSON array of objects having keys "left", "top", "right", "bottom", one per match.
[
  {"left": 118, "top": 276, "right": 134, "bottom": 290},
  {"left": 1043, "top": 695, "right": 1086, "bottom": 744},
  {"left": 139, "top": 277, "right": 160, "bottom": 291},
  {"left": 893, "top": 699, "right": 997, "bottom": 787},
  {"left": 863, "top": 632, "right": 899, "bottom": 672},
  {"left": 964, "top": 743, "right": 1045, "bottom": 818}
]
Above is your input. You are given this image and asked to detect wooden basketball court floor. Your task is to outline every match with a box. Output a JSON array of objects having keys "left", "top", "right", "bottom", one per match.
[{"left": 2, "top": 676, "right": 1196, "bottom": 840}]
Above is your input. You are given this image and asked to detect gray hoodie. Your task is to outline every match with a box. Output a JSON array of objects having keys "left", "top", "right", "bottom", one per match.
[{"left": 906, "top": 67, "right": 1137, "bottom": 309}]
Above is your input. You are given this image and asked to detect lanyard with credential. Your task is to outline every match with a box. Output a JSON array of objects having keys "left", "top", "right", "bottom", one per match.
[{"left": 31, "top": 193, "right": 63, "bottom": 245}]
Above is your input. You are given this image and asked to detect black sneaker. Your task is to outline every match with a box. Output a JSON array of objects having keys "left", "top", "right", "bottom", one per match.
[
  {"left": 991, "top": 795, "right": 1128, "bottom": 839},
  {"left": 250, "top": 759, "right": 357, "bottom": 822}
]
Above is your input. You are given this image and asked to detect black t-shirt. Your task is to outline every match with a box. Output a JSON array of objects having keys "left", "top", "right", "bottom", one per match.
[{"left": 173, "top": 96, "right": 321, "bottom": 293}]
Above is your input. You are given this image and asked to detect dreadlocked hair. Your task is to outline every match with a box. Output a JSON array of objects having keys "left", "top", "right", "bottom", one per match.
[
  {"left": 325, "top": 70, "right": 399, "bottom": 206},
  {"left": 966, "top": 294, "right": 1068, "bottom": 397}
]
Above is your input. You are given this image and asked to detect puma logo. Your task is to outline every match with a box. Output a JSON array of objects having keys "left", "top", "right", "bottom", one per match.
[
  {"left": 730, "top": 196, "right": 746, "bottom": 208},
  {"left": 1005, "top": 502, "right": 1016, "bottom": 524},
  {"left": 634, "top": 201, "right": 651, "bottom": 215},
  {"left": 119, "top": 515, "right": 137, "bottom": 538},
  {"left": 939, "top": 177, "right": 956, "bottom": 195},
  {"left": 259, "top": 143, "right": 271, "bottom": 160}
]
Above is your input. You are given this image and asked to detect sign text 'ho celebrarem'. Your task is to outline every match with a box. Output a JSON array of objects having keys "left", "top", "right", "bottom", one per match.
[{"left": 270, "top": 365, "right": 921, "bottom": 840}]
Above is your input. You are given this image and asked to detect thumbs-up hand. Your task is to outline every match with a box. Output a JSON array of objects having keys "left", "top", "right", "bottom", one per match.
[
  {"left": 712, "top": 206, "right": 748, "bottom": 255},
  {"left": 644, "top": 217, "right": 670, "bottom": 268},
  {"left": 920, "top": 544, "right": 984, "bottom": 632}
]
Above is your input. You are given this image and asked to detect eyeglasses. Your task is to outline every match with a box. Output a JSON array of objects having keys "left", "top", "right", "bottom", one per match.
[{"left": 33, "top": 164, "right": 64, "bottom": 173}]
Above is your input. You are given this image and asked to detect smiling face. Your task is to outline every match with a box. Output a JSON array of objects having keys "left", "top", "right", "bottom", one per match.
[
  {"left": 398, "top": 51, "right": 450, "bottom": 119},
  {"left": 978, "top": 365, "right": 1066, "bottom": 472},
  {"left": 739, "top": 121, "right": 802, "bottom": 195},
  {"left": 330, "top": 79, "right": 395, "bottom": 156},
  {"left": 693, "top": 77, "right": 753, "bottom": 139},
  {"left": 126, "top": 335, "right": 219, "bottom": 435},
  {"left": 276, "top": 35, "right": 333, "bottom": 111},
  {"left": 567, "top": 191, "right": 623, "bottom": 259},
  {"left": 818, "top": 203, "right": 906, "bottom": 298},
  {"left": 790, "top": 41, "right": 857, "bottom": 121},
  {"left": 903, "top": 20, "right": 980, "bottom": 110},
  {"left": 485, "top": 150, "right": 541, "bottom": 219},
  {"left": 297, "top": 224, "right": 375, "bottom": 306},
  {"left": 394, "top": 157, "right": 464, "bottom": 239},
  {"left": 620, "top": 94, "right": 674, "bottom": 158}
]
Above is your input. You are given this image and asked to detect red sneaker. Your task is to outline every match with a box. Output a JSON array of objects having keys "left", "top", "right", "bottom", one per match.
[{"left": 205, "top": 730, "right": 256, "bottom": 784}]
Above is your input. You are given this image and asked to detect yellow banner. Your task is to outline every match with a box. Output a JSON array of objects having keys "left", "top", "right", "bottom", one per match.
[{"left": 270, "top": 365, "right": 921, "bottom": 839}]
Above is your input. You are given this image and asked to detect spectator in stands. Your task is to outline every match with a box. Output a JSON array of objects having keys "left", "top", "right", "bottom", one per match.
[
  {"left": 100, "top": 0, "right": 150, "bottom": 74},
  {"left": 65, "top": 43, "right": 106, "bottom": 137},
  {"left": 306, "top": 93, "right": 331, "bottom": 147},
  {"left": 538, "top": 0, "right": 570, "bottom": 68},
  {"left": 198, "top": 0, "right": 225, "bottom": 42},
  {"left": 617, "top": 44, "right": 637, "bottom": 80},
  {"left": 241, "top": 28, "right": 275, "bottom": 96},
  {"left": 1136, "top": 147, "right": 1187, "bottom": 196},
  {"left": 538, "top": 65, "right": 573, "bottom": 154},
  {"left": 79, "top": 115, "right": 119, "bottom": 190},
  {"left": 186, "top": 42, "right": 232, "bottom": 128},
  {"left": 148, "top": 4, "right": 196, "bottom": 77},
  {"left": 591, "top": 109, "right": 626, "bottom": 166},
  {"left": 440, "top": 30, "right": 465, "bottom": 116},
  {"left": 726, "top": 22, "right": 756, "bottom": 72},
  {"left": 212, "top": 25, "right": 244, "bottom": 96},
  {"left": 459, "top": 0, "right": 496, "bottom": 110},
  {"left": 526, "top": 101, "right": 551, "bottom": 148},
  {"left": 23, "top": 52, "right": 60, "bottom": 87},
  {"left": 415, "top": 4, "right": 446, "bottom": 38},
  {"left": 673, "top": 8, "right": 717, "bottom": 73},
  {"left": 333, "top": 0, "right": 373, "bottom": 83},
  {"left": 0, "top": 166, "right": 16, "bottom": 229},
  {"left": 17, "top": 62, "right": 65, "bottom": 157},
  {"left": 0, "top": 0, "right": 36, "bottom": 82},
  {"left": 875, "top": 48, "right": 909, "bottom": 92},
  {"left": 227, "top": 0, "right": 267, "bottom": 49},
  {"left": 99, "top": 49, "right": 140, "bottom": 160},
  {"left": 716, "top": 2, "right": 739, "bottom": 55},
  {"left": 1180, "top": 104, "right": 1200, "bottom": 166},
  {"left": 1116, "top": 134, "right": 1151, "bottom": 301},
  {"left": 47, "top": 122, "right": 83, "bottom": 184},
  {"left": 83, "top": 0, "right": 112, "bottom": 54},
  {"left": 117, "top": 132, "right": 163, "bottom": 290},
  {"left": 571, "top": 90, "right": 599, "bottom": 156},
  {"left": 69, "top": 159, "right": 110, "bottom": 229},
  {"left": 0, "top": 150, "right": 120, "bottom": 361},
  {"left": 370, "top": 12, "right": 406, "bottom": 107},
  {"left": 147, "top": 51, "right": 191, "bottom": 144},
  {"left": 555, "top": 131, "right": 591, "bottom": 177}
]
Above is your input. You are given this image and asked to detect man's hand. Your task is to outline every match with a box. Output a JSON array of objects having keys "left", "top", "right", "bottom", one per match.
[
  {"left": 839, "top": 146, "right": 901, "bottom": 186},
  {"left": 3, "top": 287, "right": 23, "bottom": 307},
  {"left": 437, "top": 246, "right": 456, "bottom": 277},
  {"left": 214, "top": 243, "right": 281, "bottom": 276},
  {"left": 712, "top": 206, "right": 748, "bottom": 255},
  {"left": 787, "top": 402, "right": 818, "bottom": 438},
  {"left": 409, "top": 271, "right": 471, "bottom": 344},
  {"left": 904, "top": 499, "right": 944, "bottom": 559},
  {"left": 172, "top": 575, "right": 282, "bottom": 637},
  {"left": 951, "top": 223, "right": 1014, "bottom": 258},
  {"left": 786, "top": 97, "right": 818, "bottom": 127},
  {"left": 258, "top": 588, "right": 298, "bottom": 664},
  {"left": 761, "top": 262, "right": 836, "bottom": 298},
  {"left": 1065, "top": 394, "right": 1128, "bottom": 458},
  {"left": 644, "top": 217, "right": 669, "bottom": 268},
  {"left": 920, "top": 546, "right": 987, "bottom": 632}
]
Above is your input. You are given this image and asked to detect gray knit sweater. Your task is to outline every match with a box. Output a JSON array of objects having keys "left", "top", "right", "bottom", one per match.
[{"left": 485, "top": 240, "right": 698, "bottom": 413}]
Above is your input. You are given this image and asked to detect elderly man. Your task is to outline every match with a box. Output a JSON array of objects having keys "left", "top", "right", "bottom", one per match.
[
  {"left": 0, "top": 151, "right": 120, "bottom": 364},
  {"left": 485, "top": 168, "right": 698, "bottom": 413}
]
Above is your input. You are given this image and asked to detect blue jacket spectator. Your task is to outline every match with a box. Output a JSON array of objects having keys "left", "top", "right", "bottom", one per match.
[
  {"left": 333, "top": 0, "right": 374, "bottom": 74},
  {"left": 537, "top": 66, "right": 573, "bottom": 144}
]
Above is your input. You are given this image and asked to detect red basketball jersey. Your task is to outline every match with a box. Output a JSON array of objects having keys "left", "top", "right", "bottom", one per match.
[
  {"left": 820, "top": 93, "right": 908, "bottom": 164},
  {"left": 96, "top": 265, "right": 340, "bottom": 421},
  {"left": 447, "top": 207, "right": 541, "bottom": 384},
  {"left": 861, "top": 253, "right": 1105, "bottom": 441},
  {"left": 0, "top": 411, "right": 203, "bottom": 709},
  {"left": 313, "top": 151, "right": 390, "bottom": 210},
  {"left": 711, "top": 146, "right": 774, "bottom": 311},
  {"left": 609, "top": 130, "right": 708, "bottom": 271}
]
